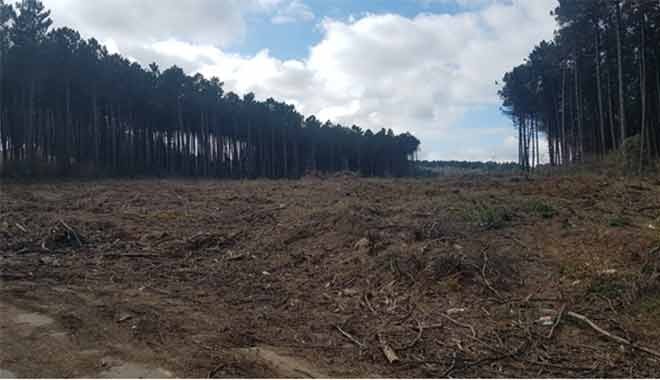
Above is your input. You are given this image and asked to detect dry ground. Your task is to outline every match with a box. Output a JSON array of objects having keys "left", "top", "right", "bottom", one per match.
[{"left": 1, "top": 174, "right": 660, "bottom": 378}]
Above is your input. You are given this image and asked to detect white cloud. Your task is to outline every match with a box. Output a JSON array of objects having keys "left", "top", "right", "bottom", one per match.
[
  {"left": 271, "top": 0, "right": 315, "bottom": 24},
  {"left": 206, "top": 1, "right": 557, "bottom": 159},
  {"left": 43, "top": 0, "right": 558, "bottom": 162},
  {"left": 45, "top": 0, "right": 248, "bottom": 47},
  {"left": 44, "top": 0, "right": 313, "bottom": 48}
]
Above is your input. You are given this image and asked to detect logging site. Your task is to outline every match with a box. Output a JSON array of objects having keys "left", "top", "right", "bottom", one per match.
[{"left": 2, "top": 0, "right": 660, "bottom": 379}]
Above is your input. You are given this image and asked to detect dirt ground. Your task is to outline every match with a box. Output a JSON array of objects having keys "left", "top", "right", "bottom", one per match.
[{"left": 1, "top": 174, "right": 660, "bottom": 378}]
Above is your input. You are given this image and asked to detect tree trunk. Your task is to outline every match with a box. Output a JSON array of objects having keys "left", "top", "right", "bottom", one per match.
[
  {"left": 595, "top": 25, "right": 607, "bottom": 155},
  {"left": 561, "top": 64, "right": 568, "bottom": 165},
  {"left": 639, "top": 11, "right": 647, "bottom": 174},
  {"left": 574, "top": 60, "right": 583, "bottom": 162},
  {"left": 606, "top": 64, "right": 618, "bottom": 149},
  {"left": 616, "top": 1, "right": 626, "bottom": 145}
]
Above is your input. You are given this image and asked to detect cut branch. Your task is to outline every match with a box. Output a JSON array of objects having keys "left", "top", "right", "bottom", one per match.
[{"left": 566, "top": 311, "right": 660, "bottom": 359}]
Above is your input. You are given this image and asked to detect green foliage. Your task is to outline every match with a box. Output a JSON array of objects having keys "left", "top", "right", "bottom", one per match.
[
  {"left": 588, "top": 278, "right": 626, "bottom": 298},
  {"left": 0, "top": 1, "right": 421, "bottom": 179},
  {"left": 638, "top": 296, "right": 660, "bottom": 315},
  {"left": 471, "top": 205, "right": 513, "bottom": 230},
  {"left": 527, "top": 199, "right": 558, "bottom": 219},
  {"left": 608, "top": 215, "right": 630, "bottom": 227},
  {"left": 416, "top": 160, "right": 520, "bottom": 176},
  {"left": 499, "top": 1, "right": 660, "bottom": 171}
]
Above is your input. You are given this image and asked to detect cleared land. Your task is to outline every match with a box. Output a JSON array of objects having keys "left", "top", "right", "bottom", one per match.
[{"left": 1, "top": 174, "right": 660, "bottom": 377}]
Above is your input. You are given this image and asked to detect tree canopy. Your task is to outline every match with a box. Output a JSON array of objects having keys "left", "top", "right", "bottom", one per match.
[
  {"left": 500, "top": 0, "right": 660, "bottom": 172},
  {"left": 0, "top": 0, "right": 420, "bottom": 178}
]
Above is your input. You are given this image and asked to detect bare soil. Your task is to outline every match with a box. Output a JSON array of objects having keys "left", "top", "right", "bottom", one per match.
[{"left": 1, "top": 174, "right": 660, "bottom": 378}]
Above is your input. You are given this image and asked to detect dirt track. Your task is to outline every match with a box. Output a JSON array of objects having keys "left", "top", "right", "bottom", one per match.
[{"left": 1, "top": 174, "right": 660, "bottom": 377}]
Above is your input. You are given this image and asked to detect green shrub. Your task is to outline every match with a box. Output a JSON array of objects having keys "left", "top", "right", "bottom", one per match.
[
  {"left": 527, "top": 199, "right": 557, "bottom": 219},
  {"left": 608, "top": 215, "right": 630, "bottom": 227},
  {"left": 472, "top": 206, "right": 512, "bottom": 230}
]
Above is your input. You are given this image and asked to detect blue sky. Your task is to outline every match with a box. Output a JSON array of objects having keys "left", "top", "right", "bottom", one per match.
[
  {"left": 47, "top": 0, "right": 558, "bottom": 162},
  {"left": 239, "top": 0, "right": 474, "bottom": 60}
]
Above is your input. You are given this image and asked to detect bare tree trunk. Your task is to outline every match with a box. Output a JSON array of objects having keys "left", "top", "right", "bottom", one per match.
[
  {"left": 574, "top": 60, "right": 583, "bottom": 162},
  {"left": 518, "top": 117, "right": 523, "bottom": 167},
  {"left": 536, "top": 117, "right": 541, "bottom": 166},
  {"left": 0, "top": 44, "right": 5, "bottom": 168},
  {"left": 616, "top": 1, "right": 627, "bottom": 144},
  {"left": 595, "top": 26, "right": 607, "bottom": 156},
  {"left": 639, "top": 11, "right": 647, "bottom": 174},
  {"left": 606, "top": 64, "right": 618, "bottom": 149},
  {"left": 527, "top": 117, "right": 536, "bottom": 170},
  {"left": 655, "top": 61, "right": 660, "bottom": 158},
  {"left": 561, "top": 65, "right": 568, "bottom": 165}
]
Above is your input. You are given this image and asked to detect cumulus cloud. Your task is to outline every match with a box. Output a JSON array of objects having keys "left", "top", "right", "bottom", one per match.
[
  {"left": 43, "top": 0, "right": 312, "bottom": 47},
  {"left": 271, "top": 0, "right": 315, "bottom": 24},
  {"left": 205, "top": 0, "right": 556, "bottom": 160},
  {"left": 45, "top": 0, "right": 247, "bottom": 47},
  {"left": 42, "top": 0, "right": 558, "bottom": 162}
]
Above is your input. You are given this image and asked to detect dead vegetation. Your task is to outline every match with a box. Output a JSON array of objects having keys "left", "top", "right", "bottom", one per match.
[{"left": 1, "top": 174, "right": 660, "bottom": 377}]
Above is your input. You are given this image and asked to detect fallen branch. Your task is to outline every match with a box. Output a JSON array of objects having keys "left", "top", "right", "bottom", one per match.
[
  {"left": 566, "top": 311, "right": 660, "bottom": 359},
  {"left": 479, "top": 247, "right": 505, "bottom": 301},
  {"left": 363, "top": 293, "right": 377, "bottom": 315},
  {"left": 446, "top": 340, "right": 529, "bottom": 377},
  {"left": 547, "top": 304, "right": 566, "bottom": 339},
  {"left": 336, "top": 325, "right": 366, "bottom": 349},
  {"left": 638, "top": 205, "right": 660, "bottom": 213},
  {"left": 102, "top": 252, "right": 160, "bottom": 258},
  {"left": 15, "top": 223, "right": 27, "bottom": 233},
  {"left": 59, "top": 219, "right": 82, "bottom": 247},
  {"left": 441, "top": 313, "right": 476, "bottom": 338}
]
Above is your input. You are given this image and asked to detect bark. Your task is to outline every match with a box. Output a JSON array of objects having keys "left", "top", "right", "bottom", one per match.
[
  {"left": 595, "top": 26, "right": 607, "bottom": 155},
  {"left": 561, "top": 64, "right": 568, "bottom": 165},
  {"left": 639, "top": 11, "right": 647, "bottom": 173},
  {"left": 606, "top": 64, "right": 618, "bottom": 149},
  {"left": 616, "top": 1, "right": 627, "bottom": 144},
  {"left": 574, "top": 60, "right": 583, "bottom": 162}
]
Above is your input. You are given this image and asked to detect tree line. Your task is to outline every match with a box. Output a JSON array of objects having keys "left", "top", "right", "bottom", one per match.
[
  {"left": 499, "top": 0, "right": 660, "bottom": 172},
  {"left": 0, "top": 0, "right": 420, "bottom": 178},
  {"left": 417, "top": 160, "right": 519, "bottom": 173}
]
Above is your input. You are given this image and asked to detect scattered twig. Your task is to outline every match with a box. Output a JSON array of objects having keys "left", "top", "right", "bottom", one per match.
[
  {"left": 363, "top": 293, "right": 377, "bottom": 315},
  {"left": 479, "top": 247, "right": 505, "bottom": 301},
  {"left": 441, "top": 352, "right": 457, "bottom": 377},
  {"left": 59, "top": 219, "right": 82, "bottom": 247},
  {"left": 400, "top": 318, "right": 426, "bottom": 350},
  {"left": 596, "top": 295, "right": 618, "bottom": 314},
  {"left": 523, "top": 284, "right": 543, "bottom": 303},
  {"left": 522, "top": 358, "right": 596, "bottom": 372},
  {"left": 649, "top": 245, "right": 660, "bottom": 256},
  {"left": 207, "top": 364, "right": 225, "bottom": 378},
  {"left": 441, "top": 313, "right": 476, "bottom": 338},
  {"left": 505, "top": 234, "right": 529, "bottom": 251},
  {"left": 40, "top": 240, "right": 51, "bottom": 252},
  {"left": 15, "top": 223, "right": 27, "bottom": 233},
  {"left": 378, "top": 333, "right": 400, "bottom": 364},
  {"left": 566, "top": 311, "right": 660, "bottom": 359},
  {"left": 547, "top": 304, "right": 566, "bottom": 339},
  {"left": 447, "top": 340, "right": 529, "bottom": 378},
  {"left": 102, "top": 252, "right": 160, "bottom": 258},
  {"left": 637, "top": 205, "right": 660, "bottom": 213},
  {"left": 336, "top": 325, "right": 366, "bottom": 348}
]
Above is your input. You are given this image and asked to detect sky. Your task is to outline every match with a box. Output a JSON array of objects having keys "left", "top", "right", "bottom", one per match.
[{"left": 42, "top": 0, "right": 559, "bottom": 162}]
